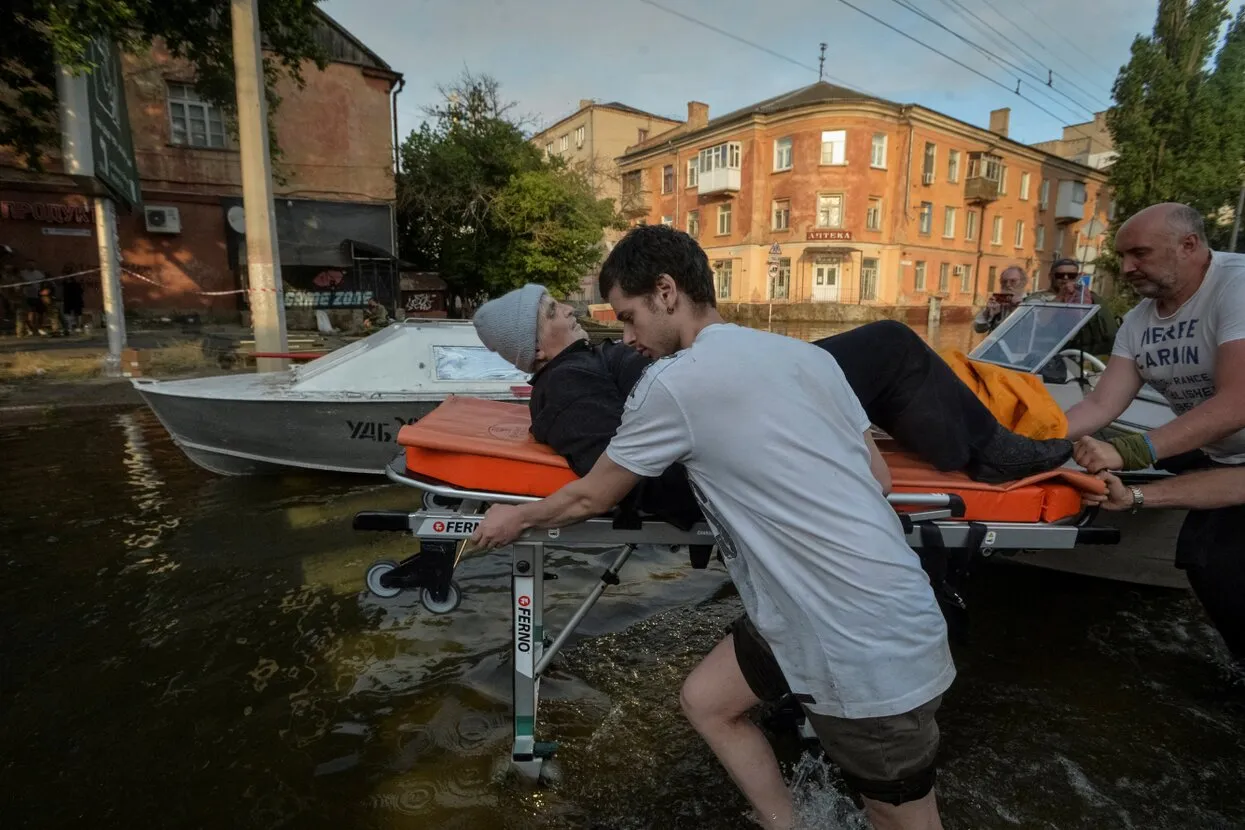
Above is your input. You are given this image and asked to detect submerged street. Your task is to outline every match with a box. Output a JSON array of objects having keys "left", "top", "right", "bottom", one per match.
[{"left": 2, "top": 323, "right": 1243, "bottom": 830}]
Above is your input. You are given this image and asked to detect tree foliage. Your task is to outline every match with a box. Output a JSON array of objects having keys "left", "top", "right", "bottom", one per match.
[
  {"left": 1106, "top": 0, "right": 1245, "bottom": 250},
  {"left": 1, "top": 0, "right": 327, "bottom": 170},
  {"left": 396, "top": 72, "right": 624, "bottom": 306}
]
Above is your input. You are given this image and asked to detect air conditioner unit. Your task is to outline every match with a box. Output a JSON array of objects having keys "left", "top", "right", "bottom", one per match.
[
  {"left": 144, "top": 205, "right": 182, "bottom": 234},
  {"left": 922, "top": 172, "right": 935, "bottom": 185}
]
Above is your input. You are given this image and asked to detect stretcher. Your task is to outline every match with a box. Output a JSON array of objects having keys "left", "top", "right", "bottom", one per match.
[{"left": 353, "top": 396, "right": 1119, "bottom": 783}]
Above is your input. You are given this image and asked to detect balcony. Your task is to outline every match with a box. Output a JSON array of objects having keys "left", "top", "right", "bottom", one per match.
[
  {"left": 965, "top": 151, "right": 1002, "bottom": 204},
  {"left": 1055, "top": 180, "right": 1087, "bottom": 223},
  {"left": 965, "top": 175, "right": 999, "bottom": 204},
  {"left": 698, "top": 166, "right": 740, "bottom": 195}
]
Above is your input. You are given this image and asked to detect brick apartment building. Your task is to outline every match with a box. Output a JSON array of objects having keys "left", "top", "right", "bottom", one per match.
[
  {"left": 615, "top": 82, "right": 1112, "bottom": 323},
  {"left": 0, "top": 9, "right": 403, "bottom": 326},
  {"left": 530, "top": 100, "right": 681, "bottom": 302}
]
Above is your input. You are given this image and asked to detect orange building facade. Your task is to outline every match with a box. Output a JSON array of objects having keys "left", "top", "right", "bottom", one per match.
[{"left": 616, "top": 83, "right": 1112, "bottom": 321}]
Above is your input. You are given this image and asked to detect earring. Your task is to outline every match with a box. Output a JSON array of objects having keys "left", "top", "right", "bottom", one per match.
[{"left": 666, "top": 305, "right": 675, "bottom": 314}]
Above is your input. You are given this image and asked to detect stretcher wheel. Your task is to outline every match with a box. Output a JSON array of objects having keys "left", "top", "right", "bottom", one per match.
[
  {"left": 365, "top": 560, "right": 403, "bottom": 598},
  {"left": 421, "top": 491, "right": 462, "bottom": 512},
  {"left": 421, "top": 581, "right": 462, "bottom": 614}
]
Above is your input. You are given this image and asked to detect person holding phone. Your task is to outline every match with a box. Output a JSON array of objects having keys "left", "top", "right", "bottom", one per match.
[{"left": 973, "top": 266, "right": 1027, "bottom": 333}]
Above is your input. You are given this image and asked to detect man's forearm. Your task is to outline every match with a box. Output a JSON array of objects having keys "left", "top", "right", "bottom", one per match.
[
  {"left": 515, "top": 481, "right": 609, "bottom": 532},
  {"left": 1065, "top": 399, "right": 1115, "bottom": 440},
  {"left": 1149, "top": 395, "right": 1245, "bottom": 460},
  {"left": 1139, "top": 467, "right": 1245, "bottom": 510}
]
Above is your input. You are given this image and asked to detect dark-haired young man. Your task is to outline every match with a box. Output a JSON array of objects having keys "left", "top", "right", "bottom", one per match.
[{"left": 472, "top": 225, "right": 973, "bottom": 829}]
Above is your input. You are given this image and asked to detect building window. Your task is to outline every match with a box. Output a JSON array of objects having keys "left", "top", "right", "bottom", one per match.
[
  {"left": 999, "top": 166, "right": 1008, "bottom": 195},
  {"left": 956, "top": 264, "right": 972, "bottom": 293},
  {"left": 575, "top": 126, "right": 585, "bottom": 148},
  {"left": 772, "top": 258, "right": 791, "bottom": 299},
  {"left": 965, "top": 209, "right": 978, "bottom": 241},
  {"left": 943, "top": 206, "right": 957, "bottom": 238},
  {"left": 687, "top": 210, "right": 700, "bottom": 237},
  {"left": 713, "top": 259, "right": 733, "bottom": 299},
  {"left": 772, "top": 199, "right": 791, "bottom": 231},
  {"left": 1014, "top": 219, "right": 1025, "bottom": 248},
  {"left": 1020, "top": 171, "right": 1031, "bottom": 200},
  {"left": 1036, "top": 225, "right": 1046, "bottom": 250},
  {"left": 660, "top": 215, "right": 673, "bottom": 227},
  {"left": 922, "top": 142, "right": 936, "bottom": 182},
  {"left": 1039, "top": 179, "right": 1050, "bottom": 210},
  {"left": 870, "top": 133, "right": 887, "bottom": 168},
  {"left": 866, "top": 197, "right": 882, "bottom": 231},
  {"left": 662, "top": 165, "right": 675, "bottom": 194},
  {"left": 774, "top": 136, "right": 793, "bottom": 171},
  {"left": 820, "top": 130, "right": 846, "bottom": 165},
  {"left": 699, "top": 142, "right": 741, "bottom": 173},
  {"left": 1056, "top": 227, "right": 1066, "bottom": 253},
  {"left": 914, "top": 261, "right": 927, "bottom": 291},
  {"left": 167, "top": 83, "right": 226, "bottom": 148},
  {"left": 637, "top": 128, "right": 649, "bottom": 143},
  {"left": 861, "top": 258, "right": 879, "bottom": 301},
  {"left": 544, "top": 142, "right": 553, "bottom": 156},
  {"left": 717, "top": 203, "right": 732, "bottom": 235},
  {"left": 560, "top": 134, "right": 569, "bottom": 151},
  {"left": 938, "top": 262, "right": 950, "bottom": 293},
  {"left": 686, "top": 159, "right": 699, "bottom": 188},
  {"left": 919, "top": 201, "right": 933, "bottom": 235},
  {"left": 988, "top": 265, "right": 997, "bottom": 291},
  {"left": 948, "top": 149, "right": 960, "bottom": 183},
  {"left": 816, "top": 193, "right": 844, "bottom": 228},
  {"left": 991, "top": 215, "right": 1003, "bottom": 245}
]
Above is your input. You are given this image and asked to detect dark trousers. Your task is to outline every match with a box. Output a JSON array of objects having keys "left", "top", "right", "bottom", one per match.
[
  {"left": 1162, "top": 451, "right": 1245, "bottom": 660},
  {"left": 816, "top": 320, "right": 999, "bottom": 471}
]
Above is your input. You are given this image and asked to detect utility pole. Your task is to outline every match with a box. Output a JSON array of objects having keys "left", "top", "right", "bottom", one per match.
[
  {"left": 1231, "top": 181, "right": 1245, "bottom": 253},
  {"left": 230, "top": 0, "right": 288, "bottom": 373},
  {"left": 818, "top": 43, "right": 827, "bottom": 81}
]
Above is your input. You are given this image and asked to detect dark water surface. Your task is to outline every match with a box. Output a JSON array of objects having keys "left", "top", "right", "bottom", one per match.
[{"left": 3, "top": 323, "right": 1244, "bottom": 829}]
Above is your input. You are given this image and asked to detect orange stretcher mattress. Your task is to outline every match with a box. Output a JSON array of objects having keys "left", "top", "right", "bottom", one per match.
[{"left": 398, "top": 396, "right": 1105, "bottom": 524}]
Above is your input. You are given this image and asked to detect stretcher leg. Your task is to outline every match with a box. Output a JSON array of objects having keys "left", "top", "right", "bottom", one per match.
[
  {"left": 511, "top": 541, "right": 553, "bottom": 781},
  {"left": 535, "top": 544, "right": 637, "bottom": 677}
]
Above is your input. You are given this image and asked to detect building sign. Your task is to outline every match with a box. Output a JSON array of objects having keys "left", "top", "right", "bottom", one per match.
[
  {"left": 42, "top": 227, "right": 93, "bottom": 238},
  {"left": 1, "top": 201, "right": 93, "bottom": 223},
  {"left": 807, "top": 229, "right": 853, "bottom": 242},
  {"left": 281, "top": 268, "right": 374, "bottom": 309}
]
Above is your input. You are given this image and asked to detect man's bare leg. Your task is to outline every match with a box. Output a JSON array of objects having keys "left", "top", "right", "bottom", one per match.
[
  {"left": 861, "top": 790, "right": 944, "bottom": 830},
  {"left": 680, "top": 634, "right": 793, "bottom": 830}
]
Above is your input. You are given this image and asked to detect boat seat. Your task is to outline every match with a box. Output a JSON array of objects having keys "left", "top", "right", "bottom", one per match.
[{"left": 397, "top": 396, "right": 1104, "bottom": 525}]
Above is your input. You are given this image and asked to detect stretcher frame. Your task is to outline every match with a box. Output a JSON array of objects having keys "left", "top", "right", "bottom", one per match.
[{"left": 354, "top": 457, "right": 1120, "bottom": 783}]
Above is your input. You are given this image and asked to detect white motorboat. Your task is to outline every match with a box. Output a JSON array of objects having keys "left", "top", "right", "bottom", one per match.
[
  {"left": 967, "top": 302, "right": 1187, "bottom": 588},
  {"left": 133, "top": 320, "right": 531, "bottom": 476}
]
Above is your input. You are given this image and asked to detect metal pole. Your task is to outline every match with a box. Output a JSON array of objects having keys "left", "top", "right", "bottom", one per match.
[
  {"left": 93, "top": 197, "right": 127, "bottom": 376},
  {"left": 230, "top": 0, "right": 288, "bottom": 373},
  {"left": 1230, "top": 182, "right": 1245, "bottom": 253}
]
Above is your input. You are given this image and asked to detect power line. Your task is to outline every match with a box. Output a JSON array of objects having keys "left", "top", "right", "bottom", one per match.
[
  {"left": 956, "top": 0, "right": 1115, "bottom": 107},
  {"left": 828, "top": 0, "right": 1100, "bottom": 132},
  {"left": 635, "top": 0, "right": 879, "bottom": 97},
  {"left": 885, "top": 0, "right": 1097, "bottom": 120},
  {"left": 1009, "top": 0, "right": 1123, "bottom": 81}
]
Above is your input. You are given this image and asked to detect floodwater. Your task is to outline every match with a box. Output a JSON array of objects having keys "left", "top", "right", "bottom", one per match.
[{"left": 3, "top": 323, "right": 1244, "bottom": 829}]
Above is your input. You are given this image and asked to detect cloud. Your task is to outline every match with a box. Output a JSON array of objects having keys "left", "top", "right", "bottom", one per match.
[{"left": 320, "top": 0, "right": 1160, "bottom": 144}]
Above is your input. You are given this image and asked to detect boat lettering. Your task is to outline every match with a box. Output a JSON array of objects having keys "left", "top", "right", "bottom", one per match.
[{"left": 348, "top": 420, "right": 393, "bottom": 442}]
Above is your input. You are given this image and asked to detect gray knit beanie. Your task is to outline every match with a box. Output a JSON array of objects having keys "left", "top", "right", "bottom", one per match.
[{"left": 472, "top": 283, "right": 548, "bottom": 373}]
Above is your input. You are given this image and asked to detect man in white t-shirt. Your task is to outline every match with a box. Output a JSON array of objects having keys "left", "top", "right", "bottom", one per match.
[
  {"left": 1066, "top": 202, "right": 1245, "bottom": 660},
  {"left": 473, "top": 225, "right": 954, "bottom": 830}
]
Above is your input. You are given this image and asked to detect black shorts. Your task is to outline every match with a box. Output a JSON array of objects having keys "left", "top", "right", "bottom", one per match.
[{"left": 728, "top": 613, "right": 942, "bottom": 806}]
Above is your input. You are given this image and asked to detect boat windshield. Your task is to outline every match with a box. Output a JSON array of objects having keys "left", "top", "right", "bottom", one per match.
[
  {"left": 969, "top": 302, "right": 1100, "bottom": 373},
  {"left": 432, "top": 345, "right": 531, "bottom": 382}
]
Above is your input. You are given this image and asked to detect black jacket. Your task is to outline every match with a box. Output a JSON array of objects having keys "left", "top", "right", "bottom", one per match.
[{"left": 528, "top": 339, "right": 703, "bottom": 528}]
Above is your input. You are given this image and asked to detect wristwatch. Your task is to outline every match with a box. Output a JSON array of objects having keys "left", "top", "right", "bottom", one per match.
[{"left": 1129, "top": 486, "right": 1145, "bottom": 514}]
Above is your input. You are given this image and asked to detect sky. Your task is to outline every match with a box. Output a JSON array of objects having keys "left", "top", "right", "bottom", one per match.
[{"left": 319, "top": 0, "right": 1173, "bottom": 146}]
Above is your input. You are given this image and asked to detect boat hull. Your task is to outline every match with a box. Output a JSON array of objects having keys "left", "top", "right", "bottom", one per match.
[{"left": 135, "top": 387, "right": 444, "bottom": 476}]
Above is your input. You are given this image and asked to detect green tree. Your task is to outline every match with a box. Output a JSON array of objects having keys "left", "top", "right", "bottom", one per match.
[
  {"left": 1, "top": 0, "right": 327, "bottom": 170},
  {"left": 1105, "top": 0, "right": 1245, "bottom": 261},
  {"left": 396, "top": 72, "right": 623, "bottom": 308}
]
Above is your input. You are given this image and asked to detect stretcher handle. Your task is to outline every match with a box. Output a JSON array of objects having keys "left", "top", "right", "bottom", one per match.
[{"left": 887, "top": 492, "right": 967, "bottom": 518}]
